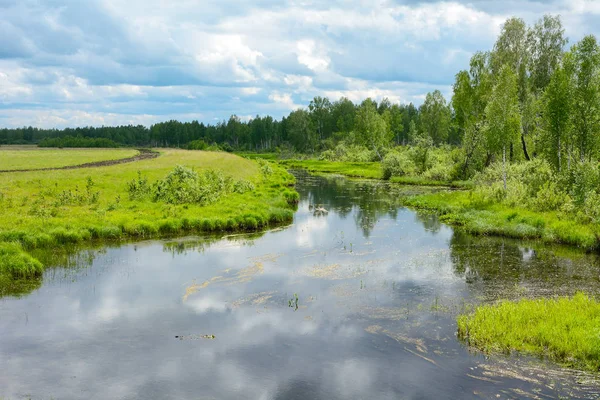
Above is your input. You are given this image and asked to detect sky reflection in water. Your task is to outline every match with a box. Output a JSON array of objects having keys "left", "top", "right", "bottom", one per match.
[{"left": 1, "top": 172, "right": 600, "bottom": 399}]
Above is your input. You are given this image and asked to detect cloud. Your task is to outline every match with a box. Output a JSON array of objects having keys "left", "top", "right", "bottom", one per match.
[{"left": 0, "top": 0, "right": 599, "bottom": 127}]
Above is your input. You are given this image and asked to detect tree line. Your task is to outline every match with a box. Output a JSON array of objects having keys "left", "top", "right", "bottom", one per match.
[{"left": 0, "top": 100, "right": 423, "bottom": 152}]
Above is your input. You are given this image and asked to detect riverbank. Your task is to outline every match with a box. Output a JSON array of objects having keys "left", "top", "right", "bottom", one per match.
[
  {"left": 278, "top": 159, "right": 599, "bottom": 250},
  {"left": 278, "top": 159, "right": 471, "bottom": 187},
  {"left": 457, "top": 292, "right": 600, "bottom": 373},
  {"left": 401, "top": 190, "right": 600, "bottom": 250},
  {"left": 0, "top": 149, "right": 298, "bottom": 287}
]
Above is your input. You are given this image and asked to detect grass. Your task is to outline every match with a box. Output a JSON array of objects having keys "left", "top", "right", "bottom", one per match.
[
  {"left": 457, "top": 292, "right": 600, "bottom": 373},
  {"left": 279, "top": 159, "right": 383, "bottom": 179},
  {"left": 400, "top": 190, "right": 600, "bottom": 250},
  {"left": 0, "top": 147, "right": 139, "bottom": 170},
  {"left": 0, "top": 149, "right": 298, "bottom": 289},
  {"left": 236, "top": 152, "right": 279, "bottom": 161},
  {"left": 279, "top": 159, "right": 470, "bottom": 188}
]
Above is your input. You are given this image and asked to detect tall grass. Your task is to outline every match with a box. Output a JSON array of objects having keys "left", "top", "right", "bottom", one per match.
[
  {"left": 0, "top": 242, "right": 44, "bottom": 278},
  {"left": 457, "top": 292, "right": 600, "bottom": 372}
]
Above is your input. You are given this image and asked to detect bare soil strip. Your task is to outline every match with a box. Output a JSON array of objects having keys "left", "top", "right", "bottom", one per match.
[{"left": 0, "top": 149, "right": 159, "bottom": 173}]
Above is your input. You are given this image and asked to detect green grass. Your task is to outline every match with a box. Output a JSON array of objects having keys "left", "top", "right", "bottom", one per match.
[
  {"left": 0, "top": 149, "right": 298, "bottom": 290},
  {"left": 0, "top": 147, "right": 139, "bottom": 170},
  {"left": 236, "top": 152, "right": 279, "bottom": 161},
  {"left": 457, "top": 292, "right": 600, "bottom": 372},
  {"left": 401, "top": 190, "right": 600, "bottom": 250},
  {"left": 279, "top": 159, "right": 469, "bottom": 187},
  {"left": 0, "top": 242, "right": 44, "bottom": 278},
  {"left": 280, "top": 159, "right": 383, "bottom": 179},
  {"left": 389, "top": 176, "right": 473, "bottom": 188}
]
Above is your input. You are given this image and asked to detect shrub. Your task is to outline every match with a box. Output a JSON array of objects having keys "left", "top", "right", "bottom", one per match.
[
  {"left": 566, "top": 161, "right": 600, "bottom": 205},
  {"left": 153, "top": 165, "right": 233, "bottom": 205},
  {"left": 257, "top": 160, "right": 273, "bottom": 176},
  {"left": 382, "top": 150, "right": 416, "bottom": 180},
  {"left": 318, "top": 142, "right": 377, "bottom": 162},
  {"left": 530, "top": 181, "right": 569, "bottom": 212},
  {"left": 128, "top": 171, "right": 151, "bottom": 200},
  {"left": 233, "top": 179, "right": 255, "bottom": 194},
  {"left": 187, "top": 139, "right": 208, "bottom": 150}
]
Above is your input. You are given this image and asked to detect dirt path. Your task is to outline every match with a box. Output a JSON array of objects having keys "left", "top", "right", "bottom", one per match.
[{"left": 0, "top": 149, "right": 160, "bottom": 173}]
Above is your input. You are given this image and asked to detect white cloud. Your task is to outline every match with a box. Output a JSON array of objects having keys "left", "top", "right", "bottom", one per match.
[
  {"left": 296, "top": 39, "right": 330, "bottom": 71},
  {"left": 268, "top": 92, "right": 300, "bottom": 110},
  {"left": 0, "top": 0, "right": 599, "bottom": 127}
]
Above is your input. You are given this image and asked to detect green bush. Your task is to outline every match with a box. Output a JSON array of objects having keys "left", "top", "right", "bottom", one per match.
[
  {"left": 187, "top": 139, "right": 208, "bottom": 150},
  {"left": 565, "top": 161, "right": 600, "bottom": 205},
  {"left": 153, "top": 165, "right": 233, "bottom": 205},
  {"left": 319, "top": 142, "right": 377, "bottom": 162},
  {"left": 382, "top": 150, "right": 416, "bottom": 180},
  {"left": 232, "top": 179, "right": 255, "bottom": 194},
  {"left": 127, "top": 171, "right": 151, "bottom": 200},
  {"left": 531, "top": 181, "right": 569, "bottom": 212}
]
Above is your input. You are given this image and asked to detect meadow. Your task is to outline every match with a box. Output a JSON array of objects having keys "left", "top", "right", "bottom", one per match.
[
  {"left": 0, "top": 148, "right": 298, "bottom": 285},
  {"left": 0, "top": 146, "right": 139, "bottom": 171}
]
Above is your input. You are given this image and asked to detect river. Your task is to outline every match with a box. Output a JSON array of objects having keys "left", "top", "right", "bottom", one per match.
[{"left": 1, "top": 171, "right": 599, "bottom": 399}]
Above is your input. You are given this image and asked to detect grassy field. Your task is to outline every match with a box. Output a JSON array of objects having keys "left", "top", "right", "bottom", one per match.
[
  {"left": 457, "top": 293, "right": 600, "bottom": 373},
  {"left": 401, "top": 190, "right": 600, "bottom": 250},
  {"left": 0, "top": 147, "right": 139, "bottom": 170},
  {"left": 0, "top": 148, "right": 298, "bottom": 289}
]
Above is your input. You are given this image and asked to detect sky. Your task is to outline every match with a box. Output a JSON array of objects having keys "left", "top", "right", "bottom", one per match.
[{"left": 1, "top": 0, "right": 600, "bottom": 128}]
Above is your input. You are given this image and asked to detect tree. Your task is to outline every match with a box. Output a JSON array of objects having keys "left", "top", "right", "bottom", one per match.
[
  {"left": 484, "top": 65, "right": 522, "bottom": 190},
  {"left": 571, "top": 35, "right": 600, "bottom": 162},
  {"left": 407, "top": 120, "right": 418, "bottom": 145},
  {"left": 419, "top": 90, "right": 451, "bottom": 145},
  {"left": 377, "top": 97, "right": 392, "bottom": 115},
  {"left": 286, "top": 109, "right": 314, "bottom": 152},
  {"left": 331, "top": 97, "right": 356, "bottom": 135},
  {"left": 308, "top": 96, "right": 332, "bottom": 142},
  {"left": 543, "top": 62, "right": 573, "bottom": 171},
  {"left": 355, "top": 98, "right": 390, "bottom": 160},
  {"left": 527, "top": 14, "right": 568, "bottom": 93},
  {"left": 492, "top": 17, "right": 531, "bottom": 160},
  {"left": 452, "top": 70, "right": 474, "bottom": 142},
  {"left": 387, "top": 104, "right": 404, "bottom": 145}
]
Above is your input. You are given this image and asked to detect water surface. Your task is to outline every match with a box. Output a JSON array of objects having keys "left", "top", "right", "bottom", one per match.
[{"left": 1, "top": 171, "right": 600, "bottom": 399}]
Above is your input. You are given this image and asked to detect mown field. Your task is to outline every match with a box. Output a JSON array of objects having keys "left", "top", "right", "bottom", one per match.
[
  {"left": 0, "top": 146, "right": 139, "bottom": 171},
  {"left": 0, "top": 148, "right": 298, "bottom": 293}
]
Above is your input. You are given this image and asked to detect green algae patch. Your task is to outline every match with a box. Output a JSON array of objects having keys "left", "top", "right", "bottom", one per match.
[{"left": 457, "top": 293, "right": 600, "bottom": 373}]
